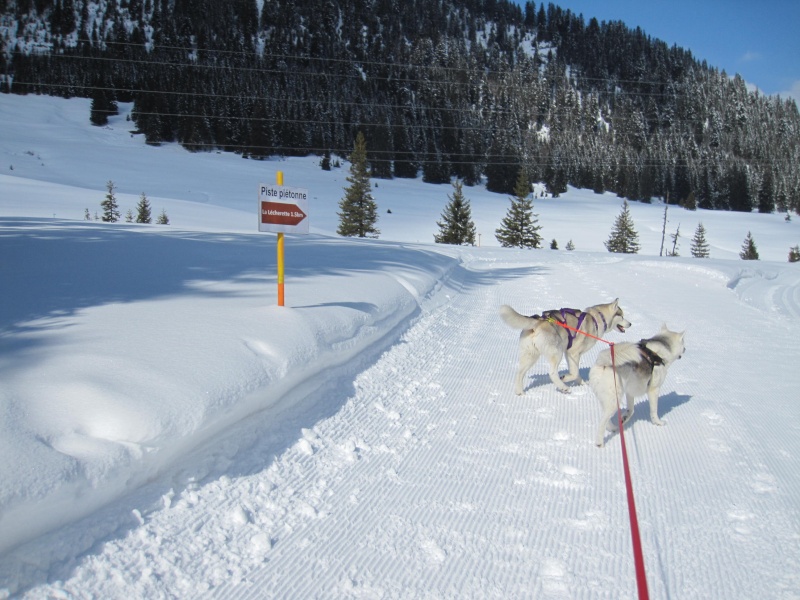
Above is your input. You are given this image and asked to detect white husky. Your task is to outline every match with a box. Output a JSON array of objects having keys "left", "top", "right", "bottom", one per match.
[
  {"left": 499, "top": 299, "right": 631, "bottom": 394},
  {"left": 589, "top": 324, "right": 685, "bottom": 447}
]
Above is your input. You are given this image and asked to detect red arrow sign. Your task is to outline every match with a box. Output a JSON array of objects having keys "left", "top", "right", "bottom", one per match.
[{"left": 261, "top": 201, "right": 307, "bottom": 226}]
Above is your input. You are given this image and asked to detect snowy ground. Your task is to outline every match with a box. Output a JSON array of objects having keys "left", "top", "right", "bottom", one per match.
[{"left": 1, "top": 95, "right": 799, "bottom": 599}]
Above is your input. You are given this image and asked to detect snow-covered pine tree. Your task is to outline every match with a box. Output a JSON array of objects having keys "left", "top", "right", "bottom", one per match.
[
  {"left": 690, "top": 222, "right": 710, "bottom": 258},
  {"left": 739, "top": 231, "right": 759, "bottom": 260},
  {"left": 495, "top": 169, "right": 542, "bottom": 248},
  {"left": 788, "top": 245, "right": 800, "bottom": 263},
  {"left": 156, "top": 209, "right": 170, "bottom": 225},
  {"left": 604, "top": 200, "right": 640, "bottom": 254},
  {"left": 337, "top": 132, "right": 379, "bottom": 238},
  {"left": 434, "top": 179, "right": 476, "bottom": 245},
  {"left": 136, "top": 192, "right": 152, "bottom": 224},
  {"left": 101, "top": 180, "right": 121, "bottom": 222},
  {"left": 566, "top": 239, "right": 575, "bottom": 251}
]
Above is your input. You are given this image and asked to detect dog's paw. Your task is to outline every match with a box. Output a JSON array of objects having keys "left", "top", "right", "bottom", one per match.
[
  {"left": 651, "top": 416, "right": 665, "bottom": 426},
  {"left": 595, "top": 438, "right": 605, "bottom": 448},
  {"left": 556, "top": 386, "right": 571, "bottom": 395}
]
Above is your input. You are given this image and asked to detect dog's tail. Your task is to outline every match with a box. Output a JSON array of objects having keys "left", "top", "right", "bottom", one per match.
[{"left": 499, "top": 304, "right": 540, "bottom": 330}]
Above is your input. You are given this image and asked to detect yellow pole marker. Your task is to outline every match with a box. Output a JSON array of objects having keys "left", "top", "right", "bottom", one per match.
[{"left": 276, "top": 171, "right": 285, "bottom": 306}]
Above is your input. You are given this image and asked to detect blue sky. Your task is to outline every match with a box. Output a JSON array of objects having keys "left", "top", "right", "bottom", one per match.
[{"left": 517, "top": 1, "right": 800, "bottom": 103}]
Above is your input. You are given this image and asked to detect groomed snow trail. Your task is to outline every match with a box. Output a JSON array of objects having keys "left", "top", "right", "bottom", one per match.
[{"left": 17, "top": 252, "right": 800, "bottom": 599}]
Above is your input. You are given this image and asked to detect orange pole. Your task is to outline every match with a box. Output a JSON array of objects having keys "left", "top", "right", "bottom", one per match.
[{"left": 276, "top": 171, "right": 285, "bottom": 306}]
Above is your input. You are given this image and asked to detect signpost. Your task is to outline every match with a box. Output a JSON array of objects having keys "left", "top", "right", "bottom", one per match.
[{"left": 259, "top": 173, "right": 309, "bottom": 306}]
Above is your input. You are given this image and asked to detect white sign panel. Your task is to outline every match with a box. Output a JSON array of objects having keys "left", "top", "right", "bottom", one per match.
[{"left": 258, "top": 184, "right": 310, "bottom": 234}]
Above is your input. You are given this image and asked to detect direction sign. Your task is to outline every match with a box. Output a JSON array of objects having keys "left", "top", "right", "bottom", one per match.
[{"left": 258, "top": 184, "right": 309, "bottom": 234}]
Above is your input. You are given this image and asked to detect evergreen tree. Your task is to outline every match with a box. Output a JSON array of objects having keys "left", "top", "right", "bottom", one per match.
[
  {"left": 101, "top": 180, "right": 121, "bottom": 222},
  {"left": 156, "top": 208, "right": 170, "bottom": 225},
  {"left": 604, "top": 200, "right": 640, "bottom": 254},
  {"left": 690, "top": 222, "right": 710, "bottom": 258},
  {"left": 739, "top": 231, "right": 759, "bottom": 260},
  {"left": 495, "top": 169, "right": 542, "bottom": 248},
  {"left": 337, "top": 132, "right": 379, "bottom": 238},
  {"left": 84, "top": 208, "right": 91, "bottom": 221},
  {"left": 550, "top": 239, "right": 558, "bottom": 250},
  {"left": 566, "top": 239, "right": 575, "bottom": 251},
  {"left": 125, "top": 209, "right": 134, "bottom": 223},
  {"left": 788, "top": 245, "right": 800, "bottom": 263},
  {"left": 682, "top": 191, "right": 697, "bottom": 211},
  {"left": 136, "top": 192, "right": 152, "bottom": 223},
  {"left": 434, "top": 179, "right": 476, "bottom": 245}
]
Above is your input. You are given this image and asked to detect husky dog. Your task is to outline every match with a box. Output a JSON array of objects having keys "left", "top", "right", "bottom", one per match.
[
  {"left": 499, "top": 299, "right": 631, "bottom": 395},
  {"left": 590, "top": 324, "right": 685, "bottom": 447}
]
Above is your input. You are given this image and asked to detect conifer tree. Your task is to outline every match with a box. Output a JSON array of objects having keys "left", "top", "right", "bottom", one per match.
[
  {"left": 156, "top": 208, "right": 170, "bottom": 225},
  {"left": 101, "top": 180, "right": 121, "bottom": 222},
  {"left": 739, "top": 231, "right": 759, "bottom": 260},
  {"left": 566, "top": 240, "right": 575, "bottom": 251},
  {"left": 495, "top": 169, "right": 542, "bottom": 248},
  {"left": 690, "top": 222, "right": 710, "bottom": 258},
  {"left": 550, "top": 239, "right": 558, "bottom": 249},
  {"left": 337, "top": 132, "right": 379, "bottom": 238},
  {"left": 788, "top": 245, "right": 800, "bottom": 263},
  {"left": 604, "top": 200, "right": 640, "bottom": 254},
  {"left": 136, "top": 192, "right": 152, "bottom": 223},
  {"left": 434, "top": 179, "right": 476, "bottom": 245}
]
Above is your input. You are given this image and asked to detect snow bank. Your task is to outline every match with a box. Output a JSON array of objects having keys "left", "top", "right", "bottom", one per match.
[{"left": 0, "top": 218, "right": 457, "bottom": 554}]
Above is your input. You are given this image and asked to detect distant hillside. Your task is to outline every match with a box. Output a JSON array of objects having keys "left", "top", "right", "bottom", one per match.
[{"left": 1, "top": 0, "right": 798, "bottom": 213}]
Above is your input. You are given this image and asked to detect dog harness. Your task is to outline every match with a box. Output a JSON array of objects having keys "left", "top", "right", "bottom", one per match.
[
  {"left": 532, "top": 308, "right": 601, "bottom": 349},
  {"left": 637, "top": 341, "right": 665, "bottom": 370}
]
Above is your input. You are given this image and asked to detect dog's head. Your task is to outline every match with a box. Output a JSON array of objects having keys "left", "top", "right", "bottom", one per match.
[
  {"left": 608, "top": 299, "right": 632, "bottom": 333},
  {"left": 658, "top": 323, "right": 686, "bottom": 360}
]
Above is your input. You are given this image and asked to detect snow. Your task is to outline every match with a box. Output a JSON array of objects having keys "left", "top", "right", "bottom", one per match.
[{"left": 1, "top": 94, "right": 799, "bottom": 599}]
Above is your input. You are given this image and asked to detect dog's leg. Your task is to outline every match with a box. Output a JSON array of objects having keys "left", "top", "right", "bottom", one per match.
[
  {"left": 561, "top": 348, "right": 583, "bottom": 384},
  {"left": 596, "top": 402, "right": 618, "bottom": 447},
  {"left": 513, "top": 346, "right": 540, "bottom": 395},
  {"left": 647, "top": 387, "right": 665, "bottom": 425},
  {"left": 544, "top": 347, "right": 570, "bottom": 393},
  {"left": 619, "top": 393, "right": 636, "bottom": 424},
  {"left": 595, "top": 373, "right": 624, "bottom": 447}
]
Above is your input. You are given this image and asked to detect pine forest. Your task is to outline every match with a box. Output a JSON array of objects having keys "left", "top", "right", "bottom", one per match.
[{"left": 1, "top": 0, "right": 798, "bottom": 213}]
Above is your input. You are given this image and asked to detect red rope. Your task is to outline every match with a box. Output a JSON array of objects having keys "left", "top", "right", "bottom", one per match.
[{"left": 549, "top": 318, "right": 650, "bottom": 600}]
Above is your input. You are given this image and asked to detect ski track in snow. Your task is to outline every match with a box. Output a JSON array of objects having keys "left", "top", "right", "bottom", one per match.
[{"left": 6, "top": 252, "right": 800, "bottom": 599}]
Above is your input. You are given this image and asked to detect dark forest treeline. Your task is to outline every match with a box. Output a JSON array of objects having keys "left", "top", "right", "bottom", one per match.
[{"left": 2, "top": 0, "right": 799, "bottom": 212}]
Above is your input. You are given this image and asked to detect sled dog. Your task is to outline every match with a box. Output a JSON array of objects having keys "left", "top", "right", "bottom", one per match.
[
  {"left": 499, "top": 299, "right": 631, "bottom": 395},
  {"left": 589, "top": 324, "right": 685, "bottom": 447}
]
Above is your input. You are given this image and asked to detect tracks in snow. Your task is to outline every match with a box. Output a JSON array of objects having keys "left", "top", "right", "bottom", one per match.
[{"left": 11, "top": 253, "right": 800, "bottom": 599}]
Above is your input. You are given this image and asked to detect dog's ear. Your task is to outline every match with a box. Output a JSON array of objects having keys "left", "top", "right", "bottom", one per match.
[
  {"left": 612, "top": 298, "right": 619, "bottom": 308},
  {"left": 661, "top": 322, "right": 669, "bottom": 332}
]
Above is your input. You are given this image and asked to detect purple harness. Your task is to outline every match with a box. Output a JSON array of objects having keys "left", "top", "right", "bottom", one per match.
[{"left": 533, "top": 308, "right": 606, "bottom": 349}]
